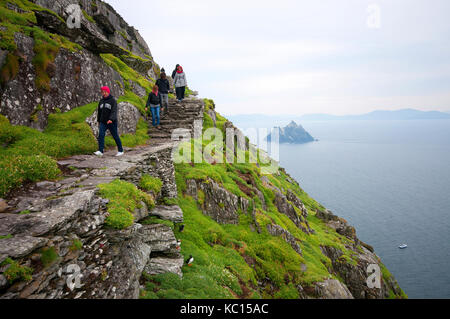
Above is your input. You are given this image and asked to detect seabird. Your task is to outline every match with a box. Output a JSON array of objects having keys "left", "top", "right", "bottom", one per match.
[
  {"left": 179, "top": 224, "right": 185, "bottom": 233},
  {"left": 186, "top": 255, "right": 194, "bottom": 267}
]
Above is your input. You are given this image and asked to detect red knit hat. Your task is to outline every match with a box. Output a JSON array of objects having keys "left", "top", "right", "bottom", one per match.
[{"left": 101, "top": 86, "right": 110, "bottom": 94}]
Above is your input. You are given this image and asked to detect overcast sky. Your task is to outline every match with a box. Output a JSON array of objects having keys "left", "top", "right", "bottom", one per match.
[{"left": 106, "top": 0, "right": 450, "bottom": 116}]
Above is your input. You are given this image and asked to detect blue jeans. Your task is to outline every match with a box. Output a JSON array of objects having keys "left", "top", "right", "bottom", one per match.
[
  {"left": 98, "top": 121, "right": 123, "bottom": 153},
  {"left": 150, "top": 105, "right": 160, "bottom": 126}
]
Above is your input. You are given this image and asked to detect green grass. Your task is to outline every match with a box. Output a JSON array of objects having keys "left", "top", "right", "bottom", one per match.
[
  {"left": 1, "top": 257, "right": 33, "bottom": 284},
  {"left": 40, "top": 246, "right": 58, "bottom": 268},
  {"left": 139, "top": 175, "right": 163, "bottom": 194},
  {"left": 0, "top": 103, "right": 98, "bottom": 197},
  {"left": 69, "top": 239, "right": 83, "bottom": 252},
  {"left": 141, "top": 216, "right": 174, "bottom": 229},
  {"left": 0, "top": 98, "right": 149, "bottom": 197},
  {"left": 98, "top": 179, "right": 156, "bottom": 230}
]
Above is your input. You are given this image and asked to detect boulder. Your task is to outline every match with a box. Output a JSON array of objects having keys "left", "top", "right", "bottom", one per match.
[
  {"left": 141, "top": 224, "right": 178, "bottom": 253},
  {"left": 0, "top": 236, "right": 48, "bottom": 259},
  {"left": 150, "top": 206, "right": 183, "bottom": 223},
  {"left": 86, "top": 102, "right": 141, "bottom": 138},
  {"left": 315, "top": 279, "right": 354, "bottom": 299},
  {"left": 144, "top": 255, "right": 184, "bottom": 278}
]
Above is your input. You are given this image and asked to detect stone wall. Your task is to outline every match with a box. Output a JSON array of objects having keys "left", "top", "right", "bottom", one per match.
[{"left": 0, "top": 142, "right": 183, "bottom": 299}]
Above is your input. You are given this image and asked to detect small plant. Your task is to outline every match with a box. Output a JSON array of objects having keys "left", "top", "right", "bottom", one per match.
[
  {"left": 40, "top": 247, "right": 58, "bottom": 268},
  {"left": 19, "top": 210, "right": 31, "bottom": 215},
  {"left": 69, "top": 239, "right": 83, "bottom": 252},
  {"left": 139, "top": 175, "right": 163, "bottom": 194},
  {"left": 0, "top": 234, "right": 13, "bottom": 240},
  {"left": 1, "top": 258, "right": 33, "bottom": 284}
]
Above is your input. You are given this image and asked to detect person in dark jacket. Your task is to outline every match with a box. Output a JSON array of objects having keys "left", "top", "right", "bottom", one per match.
[
  {"left": 155, "top": 72, "right": 171, "bottom": 115},
  {"left": 145, "top": 85, "right": 162, "bottom": 128},
  {"left": 171, "top": 64, "right": 180, "bottom": 79},
  {"left": 94, "top": 86, "right": 124, "bottom": 157}
]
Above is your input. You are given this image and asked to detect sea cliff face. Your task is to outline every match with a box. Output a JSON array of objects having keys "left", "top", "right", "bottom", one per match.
[{"left": 0, "top": 0, "right": 406, "bottom": 299}]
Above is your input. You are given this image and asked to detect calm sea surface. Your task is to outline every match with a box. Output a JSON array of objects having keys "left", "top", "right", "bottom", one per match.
[{"left": 238, "top": 119, "right": 450, "bottom": 299}]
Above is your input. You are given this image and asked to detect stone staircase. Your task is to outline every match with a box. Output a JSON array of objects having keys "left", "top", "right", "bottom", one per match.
[
  {"left": 147, "top": 98, "right": 204, "bottom": 142},
  {"left": 0, "top": 97, "right": 205, "bottom": 299}
]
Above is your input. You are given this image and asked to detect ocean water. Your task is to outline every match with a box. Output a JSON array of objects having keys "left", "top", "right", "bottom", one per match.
[
  {"left": 235, "top": 119, "right": 450, "bottom": 299},
  {"left": 276, "top": 120, "right": 450, "bottom": 299}
]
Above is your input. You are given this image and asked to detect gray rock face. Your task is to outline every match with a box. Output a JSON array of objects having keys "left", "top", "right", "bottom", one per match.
[
  {"left": 266, "top": 224, "right": 302, "bottom": 256},
  {"left": 86, "top": 102, "right": 141, "bottom": 138},
  {"left": 145, "top": 255, "right": 184, "bottom": 278},
  {"left": 315, "top": 279, "right": 354, "bottom": 299},
  {"left": 103, "top": 224, "right": 152, "bottom": 299},
  {"left": 199, "top": 179, "right": 240, "bottom": 225},
  {"left": 316, "top": 209, "right": 356, "bottom": 240},
  {"left": 320, "top": 245, "right": 401, "bottom": 299},
  {"left": 273, "top": 190, "right": 312, "bottom": 234},
  {"left": 141, "top": 224, "right": 178, "bottom": 253},
  {"left": 33, "top": 0, "right": 152, "bottom": 59},
  {"left": 0, "top": 33, "right": 124, "bottom": 130},
  {"left": 0, "top": 236, "right": 48, "bottom": 258},
  {"left": 150, "top": 206, "right": 184, "bottom": 223}
]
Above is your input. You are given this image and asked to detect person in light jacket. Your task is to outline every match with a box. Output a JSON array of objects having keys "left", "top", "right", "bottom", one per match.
[{"left": 173, "top": 65, "right": 187, "bottom": 102}]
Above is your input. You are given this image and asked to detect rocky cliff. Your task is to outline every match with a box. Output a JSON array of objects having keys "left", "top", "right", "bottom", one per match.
[
  {"left": 0, "top": 0, "right": 406, "bottom": 299},
  {"left": 267, "top": 121, "right": 315, "bottom": 144}
]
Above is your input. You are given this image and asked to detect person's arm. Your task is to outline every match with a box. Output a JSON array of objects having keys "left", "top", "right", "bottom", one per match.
[
  {"left": 146, "top": 93, "right": 152, "bottom": 108},
  {"left": 108, "top": 98, "right": 118, "bottom": 123},
  {"left": 97, "top": 101, "right": 101, "bottom": 122},
  {"left": 145, "top": 93, "right": 151, "bottom": 113}
]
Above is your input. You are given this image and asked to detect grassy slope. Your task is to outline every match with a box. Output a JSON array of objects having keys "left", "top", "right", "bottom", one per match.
[
  {"left": 0, "top": 0, "right": 155, "bottom": 197},
  {"left": 140, "top": 100, "right": 407, "bottom": 299}
]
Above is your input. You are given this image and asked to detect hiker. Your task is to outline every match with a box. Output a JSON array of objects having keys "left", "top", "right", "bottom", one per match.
[
  {"left": 145, "top": 84, "right": 162, "bottom": 129},
  {"left": 94, "top": 86, "right": 124, "bottom": 157},
  {"left": 171, "top": 64, "right": 180, "bottom": 79},
  {"left": 155, "top": 72, "right": 171, "bottom": 115},
  {"left": 173, "top": 65, "right": 187, "bottom": 102}
]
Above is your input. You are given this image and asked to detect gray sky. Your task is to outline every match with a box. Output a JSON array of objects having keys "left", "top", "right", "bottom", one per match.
[{"left": 107, "top": 0, "right": 450, "bottom": 116}]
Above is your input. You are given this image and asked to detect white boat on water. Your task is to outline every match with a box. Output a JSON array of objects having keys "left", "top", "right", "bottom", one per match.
[{"left": 399, "top": 244, "right": 408, "bottom": 249}]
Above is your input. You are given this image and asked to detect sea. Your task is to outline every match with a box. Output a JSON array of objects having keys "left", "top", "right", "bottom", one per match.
[{"left": 234, "top": 119, "right": 450, "bottom": 299}]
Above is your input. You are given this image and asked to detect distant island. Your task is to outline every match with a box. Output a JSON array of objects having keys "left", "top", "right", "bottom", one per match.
[{"left": 266, "top": 121, "right": 315, "bottom": 144}]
